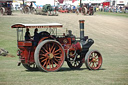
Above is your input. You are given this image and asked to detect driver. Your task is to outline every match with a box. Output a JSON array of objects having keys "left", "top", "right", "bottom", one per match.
[{"left": 25, "top": 28, "right": 33, "bottom": 41}]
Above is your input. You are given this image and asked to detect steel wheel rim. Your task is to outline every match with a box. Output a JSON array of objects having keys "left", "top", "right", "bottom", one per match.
[
  {"left": 87, "top": 51, "right": 102, "bottom": 70},
  {"left": 38, "top": 41, "right": 65, "bottom": 72}
]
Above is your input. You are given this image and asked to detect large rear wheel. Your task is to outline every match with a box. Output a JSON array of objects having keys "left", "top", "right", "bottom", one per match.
[
  {"left": 85, "top": 50, "right": 102, "bottom": 70},
  {"left": 34, "top": 40, "right": 65, "bottom": 72}
]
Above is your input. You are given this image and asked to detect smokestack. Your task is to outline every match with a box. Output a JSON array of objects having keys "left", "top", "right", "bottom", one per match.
[{"left": 79, "top": 20, "right": 85, "bottom": 41}]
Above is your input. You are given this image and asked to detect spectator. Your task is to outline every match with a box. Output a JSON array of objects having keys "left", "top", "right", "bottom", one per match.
[
  {"left": 73, "top": 5, "right": 76, "bottom": 13},
  {"left": 116, "top": 6, "right": 118, "bottom": 13}
]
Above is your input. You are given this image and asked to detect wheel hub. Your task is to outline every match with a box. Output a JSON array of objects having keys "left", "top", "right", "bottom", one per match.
[
  {"left": 48, "top": 53, "right": 54, "bottom": 59},
  {"left": 92, "top": 58, "right": 97, "bottom": 62}
]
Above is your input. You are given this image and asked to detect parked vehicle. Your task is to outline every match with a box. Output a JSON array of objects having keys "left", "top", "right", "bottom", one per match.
[
  {"left": 0, "top": 0, "right": 12, "bottom": 15},
  {"left": 35, "top": 4, "right": 58, "bottom": 16},
  {"left": 80, "top": 5, "right": 94, "bottom": 15},
  {"left": 21, "top": 1, "right": 36, "bottom": 14}
]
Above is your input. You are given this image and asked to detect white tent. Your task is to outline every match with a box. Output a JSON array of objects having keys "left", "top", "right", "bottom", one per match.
[
  {"left": 25, "top": 0, "right": 36, "bottom": 3},
  {"left": 26, "top": 0, "right": 55, "bottom": 6},
  {"left": 0, "top": 0, "right": 13, "bottom": 1},
  {"left": 36, "top": 0, "right": 54, "bottom": 6}
]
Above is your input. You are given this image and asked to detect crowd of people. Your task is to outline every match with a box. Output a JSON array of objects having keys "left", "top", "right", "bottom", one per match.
[
  {"left": 10, "top": 1, "right": 128, "bottom": 14},
  {"left": 56, "top": 4, "right": 128, "bottom": 14},
  {"left": 94, "top": 5, "right": 128, "bottom": 13}
]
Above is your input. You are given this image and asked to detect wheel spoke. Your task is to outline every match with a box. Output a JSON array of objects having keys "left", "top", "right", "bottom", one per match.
[
  {"left": 95, "top": 62, "right": 98, "bottom": 67},
  {"left": 50, "top": 43, "right": 55, "bottom": 52},
  {"left": 40, "top": 53, "right": 48, "bottom": 59},
  {"left": 91, "top": 62, "right": 94, "bottom": 68},
  {"left": 39, "top": 53, "right": 47, "bottom": 57},
  {"left": 45, "top": 59, "right": 50, "bottom": 68},
  {"left": 41, "top": 58, "right": 47, "bottom": 63},
  {"left": 94, "top": 63, "right": 97, "bottom": 67},
  {"left": 43, "top": 61, "right": 47, "bottom": 67},
  {"left": 55, "top": 56, "right": 61, "bottom": 59},
  {"left": 95, "top": 57, "right": 99, "bottom": 60},
  {"left": 49, "top": 60, "right": 51, "bottom": 69},
  {"left": 54, "top": 48, "right": 61, "bottom": 53},
  {"left": 54, "top": 57, "right": 59, "bottom": 62},
  {"left": 54, "top": 52, "right": 61, "bottom": 56},
  {"left": 49, "top": 44, "right": 51, "bottom": 52},
  {"left": 42, "top": 47, "right": 48, "bottom": 53},
  {"left": 91, "top": 53, "right": 94, "bottom": 57},
  {"left": 89, "top": 62, "right": 92, "bottom": 66},
  {"left": 94, "top": 53, "right": 98, "bottom": 58},
  {"left": 52, "top": 48, "right": 56, "bottom": 54},
  {"left": 89, "top": 57, "right": 93, "bottom": 62},
  {"left": 40, "top": 50, "right": 45, "bottom": 54},
  {"left": 53, "top": 60, "right": 58, "bottom": 67},
  {"left": 51, "top": 59, "right": 54, "bottom": 68},
  {"left": 39, "top": 56, "right": 45, "bottom": 60},
  {"left": 45, "top": 44, "right": 49, "bottom": 52}
]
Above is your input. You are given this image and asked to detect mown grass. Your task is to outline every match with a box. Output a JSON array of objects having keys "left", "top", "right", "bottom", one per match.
[
  {"left": 0, "top": 12, "right": 128, "bottom": 85},
  {"left": 95, "top": 11, "right": 128, "bottom": 17}
]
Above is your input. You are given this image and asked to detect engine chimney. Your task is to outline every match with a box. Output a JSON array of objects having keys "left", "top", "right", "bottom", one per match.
[
  {"left": 79, "top": 20, "right": 94, "bottom": 52},
  {"left": 79, "top": 20, "right": 85, "bottom": 41}
]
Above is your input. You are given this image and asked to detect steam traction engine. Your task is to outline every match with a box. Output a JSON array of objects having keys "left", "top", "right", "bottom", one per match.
[
  {"left": 11, "top": 20, "right": 102, "bottom": 72},
  {"left": 35, "top": 4, "right": 58, "bottom": 16},
  {"left": 0, "top": 0, "right": 12, "bottom": 15}
]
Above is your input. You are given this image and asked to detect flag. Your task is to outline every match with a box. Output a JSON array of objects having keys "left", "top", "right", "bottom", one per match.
[
  {"left": 72, "top": 0, "right": 77, "bottom": 3},
  {"left": 58, "top": 0, "right": 64, "bottom": 3}
]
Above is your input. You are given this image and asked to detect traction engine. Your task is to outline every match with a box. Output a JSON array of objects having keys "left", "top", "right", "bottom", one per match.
[{"left": 11, "top": 20, "right": 103, "bottom": 72}]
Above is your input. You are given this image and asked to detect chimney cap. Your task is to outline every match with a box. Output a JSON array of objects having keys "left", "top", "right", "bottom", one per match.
[{"left": 79, "top": 20, "right": 85, "bottom": 23}]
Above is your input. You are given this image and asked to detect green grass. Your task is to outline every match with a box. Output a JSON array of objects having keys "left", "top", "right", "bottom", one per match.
[
  {"left": 0, "top": 12, "right": 128, "bottom": 85},
  {"left": 95, "top": 11, "right": 128, "bottom": 17}
]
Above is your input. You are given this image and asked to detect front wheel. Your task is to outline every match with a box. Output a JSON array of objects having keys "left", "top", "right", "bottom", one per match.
[
  {"left": 67, "top": 54, "right": 83, "bottom": 69},
  {"left": 34, "top": 40, "right": 65, "bottom": 72},
  {"left": 85, "top": 50, "right": 102, "bottom": 70}
]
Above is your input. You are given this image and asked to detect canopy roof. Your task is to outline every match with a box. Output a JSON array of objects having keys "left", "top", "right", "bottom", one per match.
[{"left": 11, "top": 23, "right": 63, "bottom": 28}]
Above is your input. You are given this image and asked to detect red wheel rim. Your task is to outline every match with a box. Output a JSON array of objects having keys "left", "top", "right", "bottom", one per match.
[
  {"left": 87, "top": 51, "right": 102, "bottom": 70},
  {"left": 39, "top": 41, "right": 65, "bottom": 71}
]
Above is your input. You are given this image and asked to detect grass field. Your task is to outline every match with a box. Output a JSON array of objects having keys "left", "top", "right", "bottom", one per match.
[{"left": 0, "top": 11, "right": 128, "bottom": 85}]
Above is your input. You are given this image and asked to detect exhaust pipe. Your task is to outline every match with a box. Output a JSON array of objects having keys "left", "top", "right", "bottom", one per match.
[{"left": 79, "top": 20, "right": 85, "bottom": 41}]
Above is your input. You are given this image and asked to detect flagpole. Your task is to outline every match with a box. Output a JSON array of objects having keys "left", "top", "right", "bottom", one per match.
[
  {"left": 54, "top": 0, "right": 55, "bottom": 6},
  {"left": 23, "top": 0, "right": 24, "bottom": 6},
  {"left": 80, "top": 0, "right": 82, "bottom": 7}
]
